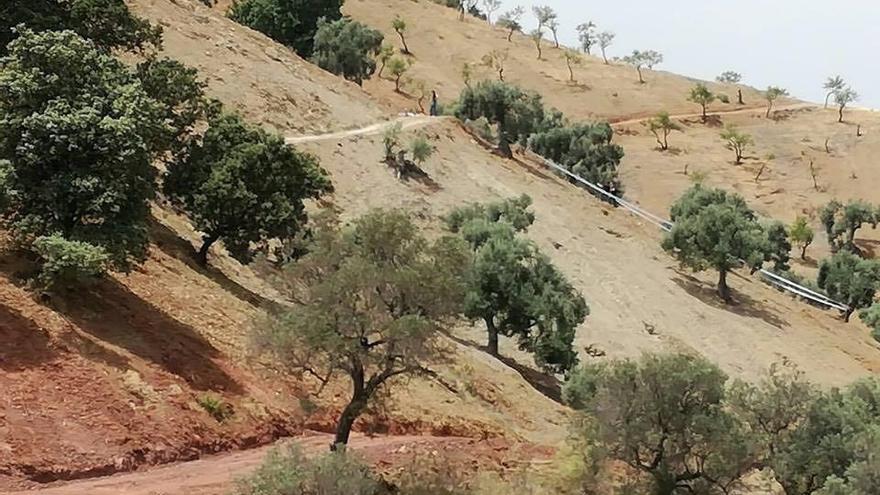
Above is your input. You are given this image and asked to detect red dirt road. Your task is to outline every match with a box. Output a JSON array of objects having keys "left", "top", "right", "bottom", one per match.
[{"left": 2, "top": 433, "right": 552, "bottom": 495}]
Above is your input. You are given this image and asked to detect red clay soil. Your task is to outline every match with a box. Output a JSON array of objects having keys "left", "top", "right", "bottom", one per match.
[{"left": 1, "top": 433, "right": 554, "bottom": 495}]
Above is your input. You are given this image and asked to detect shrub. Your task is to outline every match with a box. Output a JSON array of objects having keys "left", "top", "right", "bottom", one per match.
[
  {"left": 196, "top": 394, "right": 234, "bottom": 422},
  {"left": 32, "top": 235, "right": 109, "bottom": 289}
]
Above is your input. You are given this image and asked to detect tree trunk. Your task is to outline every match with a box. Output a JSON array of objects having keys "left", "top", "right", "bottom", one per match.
[
  {"left": 397, "top": 32, "right": 409, "bottom": 54},
  {"left": 844, "top": 307, "right": 854, "bottom": 323},
  {"left": 838, "top": 106, "right": 844, "bottom": 123},
  {"left": 737, "top": 88, "right": 744, "bottom": 105},
  {"left": 498, "top": 68, "right": 504, "bottom": 81},
  {"left": 766, "top": 102, "right": 772, "bottom": 118},
  {"left": 378, "top": 61, "right": 385, "bottom": 77},
  {"left": 552, "top": 32, "right": 559, "bottom": 48},
  {"left": 825, "top": 91, "right": 832, "bottom": 109},
  {"left": 662, "top": 131, "right": 668, "bottom": 151},
  {"left": 568, "top": 62, "right": 574, "bottom": 82},
  {"left": 395, "top": 74, "right": 402, "bottom": 92},
  {"left": 332, "top": 397, "right": 366, "bottom": 448},
  {"left": 486, "top": 317, "right": 500, "bottom": 356},
  {"left": 196, "top": 234, "right": 218, "bottom": 266},
  {"left": 507, "top": 29, "right": 513, "bottom": 42},
  {"left": 601, "top": 47, "right": 608, "bottom": 64},
  {"left": 702, "top": 104, "right": 708, "bottom": 121},
  {"left": 651, "top": 471, "right": 678, "bottom": 495},
  {"left": 718, "top": 269, "right": 732, "bottom": 303},
  {"left": 637, "top": 66, "right": 644, "bottom": 84},
  {"left": 801, "top": 244, "right": 808, "bottom": 260}
]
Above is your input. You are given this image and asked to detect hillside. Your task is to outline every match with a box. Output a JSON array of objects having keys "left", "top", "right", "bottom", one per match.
[{"left": 3, "top": 0, "right": 880, "bottom": 492}]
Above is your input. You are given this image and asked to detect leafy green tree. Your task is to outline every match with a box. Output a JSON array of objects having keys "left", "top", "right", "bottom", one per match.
[
  {"left": 386, "top": 56, "right": 409, "bottom": 92},
  {"left": 455, "top": 80, "right": 546, "bottom": 158},
  {"left": 576, "top": 21, "right": 596, "bottom": 54},
  {"left": 1, "top": 0, "right": 162, "bottom": 56},
  {"left": 409, "top": 135, "right": 434, "bottom": 166},
  {"left": 818, "top": 251, "right": 880, "bottom": 322},
  {"left": 646, "top": 111, "right": 682, "bottom": 151},
  {"left": 529, "top": 122, "right": 625, "bottom": 194},
  {"left": 32, "top": 235, "right": 110, "bottom": 289},
  {"left": 765, "top": 220, "right": 792, "bottom": 273},
  {"left": 720, "top": 124, "right": 753, "bottom": 164},
  {"left": 823, "top": 75, "right": 846, "bottom": 109},
  {"left": 482, "top": 48, "right": 509, "bottom": 81},
  {"left": 532, "top": 5, "right": 556, "bottom": 33},
  {"left": 311, "top": 18, "right": 384, "bottom": 86},
  {"left": 447, "top": 197, "right": 588, "bottom": 372},
  {"left": 227, "top": 0, "right": 342, "bottom": 57},
  {"left": 376, "top": 43, "right": 395, "bottom": 77},
  {"left": 564, "top": 353, "right": 758, "bottom": 495},
  {"left": 391, "top": 16, "right": 410, "bottom": 54},
  {"left": 688, "top": 83, "right": 716, "bottom": 121},
  {"left": 662, "top": 185, "right": 771, "bottom": 302},
  {"left": 530, "top": 28, "right": 543, "bottom": 60},
  {"left": 0, "top": 29, "right": 166, "bottom": 270},
  {"left": 164, "top": 111, "right": 332, "bottom": 265},
  {"left": 790, "top": 216, "right": 815, "bottom": 260},
  {"left": 255, "top": 210, "right": 470, "bottom": 448},
  {"left": 622, "top": 50, "right": 663, "bottom": 84},
  {"left": 562, "top": 49, "right": 583, "bottom": 82},
  {"left": 819, "top": 200, "right": 879, "bottom": 253},
  {"left": 596, "top": 31, "right": 614, "bottom": 64},
  {"left": 765, "top": 86, "right": 789, "bottom": 117},
  {"left": 833, "top": 86, "right": 858, "bottom": 123},
  {"left": 497, "top": 7, "right": 524, "bottom": 42},
  {"left": 858, "top": 303, "right": 880, "bottom": 342}
]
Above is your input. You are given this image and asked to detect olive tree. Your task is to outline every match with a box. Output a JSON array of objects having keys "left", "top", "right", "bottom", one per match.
[
  {"left": 255, "top": 210, "right": 470, "bottom": 449},
  {"left": 720, "top": 124, "right": 753, "bottom": 165},
  {"left": 765, "top": 86, "right": 788, "bottom": 118},
  {"left": 446, "top": 196, "right": 588, "bottom": 372},
  {"left": 562, "top": 49, "right": 583, "bottom": 83},
  {"left": 532, "top": 5, "right": 556, "bottom": 33},
  {"left": 823, "top": 75, "right": 846, "bottom": 109},
  {"left": 646, "top": 112, "right": 682, "bottom": 151},
  {"left": 819, "top": 200, "right": 879, "bottom": 253},
  {"left": 564, "top": 353, "right": 758, "bottom": 495},
  {"left": 859, "top": 304, "right": 880, "bottom": 342},
  {"left": 790, "top": 216, "right": 815, "bottom": 260},
  {"left": 391, "top": 16, "right": 410, "bottom": 54},
  {"left": 528, "top": 122, "right": 625, "bottom": 194},
  {"left": 596, "top": 31, "right": 614, "bottom": 64},
  {"left": 481, "top": 0, "right": 501, "bottom": 23},
  {"left": 0, "top": 29, "right": 166, "bottom": 272},
  {"left": 311, "top": 18, "right": 384, "bottom": 86},
  {"left": 833, "top": 86, "right": 858, "bottom": 123},
  {"left": 228, "top": 0, "right": 342, "bottom": 57},
  {"left": 164, "top": 111, "right": 332, "bottom": 265},
  {"left": 455, "top": 80, "right": 546, "bottom": 158},
  {"left": 576, "top": 21, "right": 596, "bottom": 55},
  {"left": 688, "top": 83, "right": 716, "bottom": 122},
  {"left": 387, "top": 56, "right": 410, "bottom": 92},
  {"left": 497, "top": 7, "right": 524, "bottom": 41},
  {"left": 530, "top": 29, "right": 544, "bottom": 59},
  {"left": 818, "top": 251, "right": 880, "bottom": 322},
  {"left": 482, "top": 49, "right": 509, "bottom": 81},
  {"left": 662, "top": 185, "right": 771, "bottom": 302},
  {"left": 717, "top": 71, "right": 745, "bottom": 104},
  {"left": 622, "top": 50, "right": 663, "bottom": 84},
  {"left": 376, "top": 43, "right": 394, "bottom": 77}
]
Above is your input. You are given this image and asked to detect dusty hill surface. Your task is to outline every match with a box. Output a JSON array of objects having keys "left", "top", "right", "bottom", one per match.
[{"left": 343, "top": 0, "right": 780, "bottom": 122}]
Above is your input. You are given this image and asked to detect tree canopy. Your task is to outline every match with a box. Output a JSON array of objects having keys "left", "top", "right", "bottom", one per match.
[
  {"left": 455, "top": 81, "right": 546, "bottom": 157},
  {"left": 716, "top": 71, "right": 743, "bottom": 84},
  {"left": 227, "top": 0, "right": 342, "bottom": 57},
  {"left": 164, "top": 111, "right": 332, "bottom": 265},
  {"left": 497, "top": 7, "right": 524, "bottom": 41},
  {"left": 817, "top": 251, "right": 880, "bottom": 321},
  {"left": 646, "top": 111, "right": 682, "bottom": 151},
  {"left": 622, "top": 50, "right": 663, "bottom": 83},
  {"left": 311, "top": 18, "right": 384, "bottom": 86},
  {"left": 819, "top": 200, "right": 879, "bottom": 253},
  {"left": 687, "top": 83, "right": 716, "bottom": 121},
  {"left": 254, "top": 210, "right": 470, "bottom": 448},
  {"left": 528, "top": 122, "right": 624, "bottom": 194},
  {"left": 790, "top": 216, "right": 815, "bottom": 260}
]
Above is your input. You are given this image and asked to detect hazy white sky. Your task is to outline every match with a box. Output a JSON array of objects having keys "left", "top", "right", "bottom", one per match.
[{"left": 497, "top": 0, "right": 880, "bottom": 108}]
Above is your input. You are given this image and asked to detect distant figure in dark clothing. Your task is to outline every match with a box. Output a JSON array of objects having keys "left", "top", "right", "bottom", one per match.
[{"left": 429, "top": 90, "right": 439, "bottom": 116}]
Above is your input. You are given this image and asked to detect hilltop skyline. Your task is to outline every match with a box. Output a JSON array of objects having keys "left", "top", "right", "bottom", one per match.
[{"left": 497, "top": 0, "right": 879, "bottom": 109}]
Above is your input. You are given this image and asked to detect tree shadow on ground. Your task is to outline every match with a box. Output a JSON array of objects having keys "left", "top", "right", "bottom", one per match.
[
  {"left": 443, "top": 331, "right": 563, "bottom": 404},
  {"left": 50, "top": 277, "right": 244, "bottom": 394},
  {"left": 0, "top": 304, "right": 56, "bottom": 372},
  {"left": 854, "top": 239, "right": 880, "bottom": 259},
  {"left": 149, "top": 218, "right": 285, "bottom": 313},
  {"left": 383, "top": 158, "right": 442, "bottom": 192},
  {"left": 671, "top": 271, "right": 790, "bottom": 329}
]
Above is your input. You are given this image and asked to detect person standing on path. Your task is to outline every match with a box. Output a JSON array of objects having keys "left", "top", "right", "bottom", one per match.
[{"left": 429, "top": 90, "right": 439, "bottom": 116}]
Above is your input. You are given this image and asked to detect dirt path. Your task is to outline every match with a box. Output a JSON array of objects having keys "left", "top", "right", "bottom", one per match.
[
  {"left": 285, "top": 115, "right": 443, "bottom": 144},
  {"left": 0, "top": 434, "right": 486, "bottom": 495},
  {"left": 609, "top": 103, "right": 816, "bottom": 126}
]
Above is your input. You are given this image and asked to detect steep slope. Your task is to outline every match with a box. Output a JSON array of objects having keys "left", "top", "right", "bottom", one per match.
[{"left": 344, "top": 0, "right": 777, "bottom": 122}]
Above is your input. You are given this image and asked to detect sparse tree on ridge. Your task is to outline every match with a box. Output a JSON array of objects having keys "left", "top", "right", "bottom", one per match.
[
  {"left": 576, "top": 22, "right": 597, "bottom": 55},
  {"left": 481, "top": 0, "right": 501, "bottom": 23},
  {"left": 720, "top": 124, "right": 753, "bottom": 165},
  {"left": 254, "top": 210, "right": 470, "bottom": 449},
  {"left": 646, "top": 111, "right": 682, "bottom": 151},
  {"left": 818, "top": 251, "right": 880, "bottom": 322},
  {"left": 532, "top": 5, "right": 556, "bottom": 33},
  {"left": 391, "top": 15, "right": 410, "bottom": 54},
  {"left": 530, "top": 29, "right": 544, "bottom": 60},
  {"left": 823, "top": 75, "right": 846, "bottom": 109},
  {"left": 497, "top": 7, "right": 525, "bottom": 41},
  {"left": 597, "top": 31, "right": 615, "bottom": 64},
  {"left": 548, "top": 19, "right": 561, "bottom": 48},
  {"left": 688, "top": 83, "right": 716, "bottom": 122},
  {"left": 482, "top": 49, "right": 509, "bottom": 81},
  {"left": 562, "top": 49, "right": 583, "bottom": 83},
  {"left": 662, "top": 185, "right": 771, "bottom": 302},
  {"left": 622, "top": 50, "right": 662, "bottom": 83},
  {"left": 789, "top": 216, "right": 815, "bottom": 260},
  {"left": 765, "top": 86, "right": 788, "bottom": 118},
  {"left": 834, "top": 86, "right": 858, "bottom": 123},
  {"left": 717, "top": 70, "right": 744, "bottom": 104}
]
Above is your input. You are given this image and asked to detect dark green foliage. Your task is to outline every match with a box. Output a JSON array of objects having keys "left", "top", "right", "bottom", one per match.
[
  {"left": 528, "top": 122, "right": 625, "bottom": 196},
  {"left": 0, "top": 29, "right": 166, "bottom": 270},
  {"left": 312, "top": 18, "right": 384, "bottom": 86},
  {"left": 1, "top": 0, "right": 162, "bottom": 55},
  {"left": 564, "top": 353, "right": 758, "bottom": 495},
  {"left": 196, "top": 394, "right": 234, "bottom": 422},
  {"left": 447, "top": 196, "right": 588, "bottom": 373},
  {"left": 819, "top": 200, "right": 879, "bottom": 253},
  {"left": 227, "top": 0, "right": 342, "bottom": 58},
  {"left": 455, "top": 81, "right": 546, "bottom": 157},
  {"left": 765, "top": 221, "right": 792, "bottom": 273},
  {"left": 662, "top": 185, "right": 771, "bottom": 302},
  {"left": 164, "top": 111, "right": 331, "bottom": 265},
  {"left": 859, "top": 304, "right": 880, "bottom": 342},
  {"left": 817, "top": 251, "right": 880, "bottom": 322},
  {"left": 32, "top": 235, "right": 109, "bottom": 288},
  {"left": 254, "top": 210, "right": 470, "bottom": 448}
]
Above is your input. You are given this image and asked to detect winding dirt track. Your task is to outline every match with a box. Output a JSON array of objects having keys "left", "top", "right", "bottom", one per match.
[
  {"left": 284, "top": 115, "right": 442, "bottom": 144},
  {"left": 1, "top": 434, "right": 471, "bottom": 495},
  {"left": 608, "top": 103, "right": 815, "bottom": 126}
]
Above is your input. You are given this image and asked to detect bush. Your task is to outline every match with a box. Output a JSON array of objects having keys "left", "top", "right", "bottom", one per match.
[
  {"left": 196, "top": 394, "right": 234, "bottom": 422},
  {"left": 32, "top": 235, "right": 109, "bottom": 289}
]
